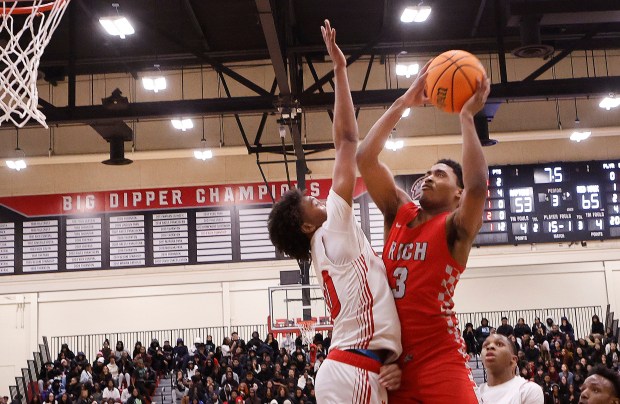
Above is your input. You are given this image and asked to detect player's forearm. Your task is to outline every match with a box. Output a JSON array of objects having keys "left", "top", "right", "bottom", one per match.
[
  {"left": 459, "top": 113, "right": 488, "bottom": 192},
  {"left": 356, "top": 97, "right": 408, "bottom": 165},
  {"left": 333, "top": 66, "right": 358, "bottom": 148}
]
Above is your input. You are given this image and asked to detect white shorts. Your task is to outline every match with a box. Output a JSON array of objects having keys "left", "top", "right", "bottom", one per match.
[{"left": 315, "top": 349, "right": 387, "bottom": 404}]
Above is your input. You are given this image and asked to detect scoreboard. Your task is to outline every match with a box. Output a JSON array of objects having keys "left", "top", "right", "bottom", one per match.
[{"left": 475, "top": 160, "right": 620, "bottom": 245}]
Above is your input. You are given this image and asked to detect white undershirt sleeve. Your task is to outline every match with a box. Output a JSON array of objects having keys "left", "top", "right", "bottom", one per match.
[{"left": 321, "top": 189, "right": 362, "bottom": 265}]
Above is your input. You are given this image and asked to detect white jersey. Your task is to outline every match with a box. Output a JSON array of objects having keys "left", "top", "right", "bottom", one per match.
[
  {"left": 311, "top": 189, "right": 402, "bottom": 363},
  {"left": 478, "top": 376, "right": 544, "bottom": 404}
]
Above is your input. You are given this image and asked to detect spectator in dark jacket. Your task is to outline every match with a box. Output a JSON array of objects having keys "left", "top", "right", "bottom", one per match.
[
  {"left": 463, "top": 322, "right": 478, "bottom": 355},
  {"left": 497, "top": 317, "right": 514, "bottom": 337},
  {"left": 58, "top": 344, "right": 75, "bottom": 362},
  {"left": 247, "top": 332, "right": 263, "bottom": 352},
  {"left": 532, "top": 317, "right": 547, "bottom": 335},
  {"left": 514, "top": 318, "right": 532, "bottom": 339},
  {"left": 560, "top": 317, "right": 575, "bottom": 341},
  {"left": 173, "top": 338, "right": 189, "bottom": 370},
  {"left": 475, "top": 318, "right": 492, "bottom": 349},
  {"left": 591, "top": 315, "right": 605, "bottom": 336}
]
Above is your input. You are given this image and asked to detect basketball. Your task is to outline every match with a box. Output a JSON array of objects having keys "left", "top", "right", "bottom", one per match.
[{"left": 425, "top": 50, "right": 487, "bottom": 113}]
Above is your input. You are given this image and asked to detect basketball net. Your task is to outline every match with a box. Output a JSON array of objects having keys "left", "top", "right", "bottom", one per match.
[
  {"left": 0, "top": 0, "right": 71, "bottom": 128},
  {"left": 296, "top": 320, "right": 317, "bottom": 347}
]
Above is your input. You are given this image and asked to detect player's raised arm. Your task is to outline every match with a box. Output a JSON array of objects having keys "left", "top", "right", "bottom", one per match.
[
  {"left": 322, "top": 20, "right": 357, "bottom": 206},
  {"left": 356, "top": 61, "right": 430, "bottom": 226},
  {"left": 451, "top": 78, "right": 491, "bottom": 241}
]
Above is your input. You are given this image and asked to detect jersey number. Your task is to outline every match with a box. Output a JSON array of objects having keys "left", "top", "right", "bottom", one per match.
[
  {"left": 392, "top": 266, "right": 408, "bottom": 299},
  {"left": 322, "top": 271, "right": 341, "bottom": 319}
]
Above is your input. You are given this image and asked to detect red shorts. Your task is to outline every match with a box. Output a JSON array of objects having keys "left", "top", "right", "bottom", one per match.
[{"left": 388, "top": 350, "right": 478, "bottom": 404}]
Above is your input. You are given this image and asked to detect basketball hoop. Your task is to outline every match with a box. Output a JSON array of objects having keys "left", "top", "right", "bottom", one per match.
[
  {"left": 296, "top": 320, "right": 317, "bottom": 346},
  {"left": 0, "top": 0, "right": 70, "bottom": 128}
]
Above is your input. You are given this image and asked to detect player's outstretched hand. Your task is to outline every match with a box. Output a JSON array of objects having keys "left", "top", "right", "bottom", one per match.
[
  {"left": 321, "top": 19, "right": 346, "bottom": 70},
  {"left": 379, "top": 363, "right": 402, "bottom": 391},
  {"left": 460, "top": 76, "right": 490, "bottom": 118},
  {"left": 401, "top": 59, "right": 432, "bottom": 107}
]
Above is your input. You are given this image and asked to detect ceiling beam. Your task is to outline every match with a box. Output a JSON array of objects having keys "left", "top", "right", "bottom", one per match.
[
  {"left": 182, "top": 0, "right": 211, "bottom": 52},
  {"left": 255, "top": 0, "right": 290, "bottom": 95},
  {"left": 523, "top": 32, "right": 595, "bottom": 81},
  {"left": 38, "top": 76, "right": 620, "bottom": 125},
  {"left": 509, "top": 0, "right": 620, "bottom": 15},
  {"left": 130, "top": 18, "right": 270, "bottom": 97}
]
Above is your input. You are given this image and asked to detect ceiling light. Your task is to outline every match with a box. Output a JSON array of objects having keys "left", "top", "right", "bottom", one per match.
[
  {"left": 171, "top": 119, "right": 193, "bottom": 131},
  {"left": 194, "top": 150, "right": 213, "bottom": 161},
  {"left": 6, "top": 130, "right": 27, "bottom": 171},
  {"left": 402, "top": 108, "right": 411, "bottom": 118},
  {"left": 401, "top": 5, "right": 432, "bottom": 23},
  {"left": 142, "top": 76, "right": 166, "bottom": 93},
  {"left": 570, "top": 131, "right": 591, "bottom": 142},
  {"left": 385, "top": 139, "right": 404, "bottom": 151},
  {"left": 99, "top": 16, "right": 135, "bottom": 39},
  {"left": 599, "top": 96, "right": 620, "bottom": 111},
  {"left": 396, "top": 63, "right": 420, "bottom": 78},
  {"left": 6, "top": 158, "right": 26, "bottom": 171}
]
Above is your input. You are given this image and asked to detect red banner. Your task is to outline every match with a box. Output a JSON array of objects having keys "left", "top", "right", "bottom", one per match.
[{"left": 0, "top": 178, "right": 369, "bottom": 217}]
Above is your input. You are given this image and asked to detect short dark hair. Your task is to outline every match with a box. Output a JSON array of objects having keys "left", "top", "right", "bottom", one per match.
[
  {"left": 588, "top": 365, "right": 620, "bottom": 398},
  {"left": 436, "top": 158, "right": 464, "bottom": 188},
  {"left": 501, "top": 316, "right": 508, "bottom": 321},
  {"left": 268, "top": 188, "right": 311, "bottom": 261}
]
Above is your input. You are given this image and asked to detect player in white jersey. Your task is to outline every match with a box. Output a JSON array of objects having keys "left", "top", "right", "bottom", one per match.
[
  {"left": 478, "top": 334, "right": 544, "bottom": 404},
  {"left": 268, "top": 20, "right": 402, "bottom": 403}
]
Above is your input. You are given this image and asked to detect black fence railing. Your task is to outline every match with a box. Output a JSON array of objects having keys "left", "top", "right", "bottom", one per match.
[
  {"left": 48, "top": 306, "right": 603, "bottom": 364},
  {"left": 9, "top": 336, "right": 52, "bottom": 404},
  {"left": 456, "top": 305, "right": 602, "bottom": 341},
  {"left": 50, "top": 324, "right": 269, "bottom": 363}
]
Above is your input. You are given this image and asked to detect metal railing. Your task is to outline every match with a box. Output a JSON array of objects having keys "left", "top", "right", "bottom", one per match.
[
  {"left": 48, "top": 306, "right": 602, "bottom": 363},
  {"left": 456, "top": 305, "right": 602, "bottom": 340},
  {"left": 50, "top": 324, "right": 268, "bottom": 362}
]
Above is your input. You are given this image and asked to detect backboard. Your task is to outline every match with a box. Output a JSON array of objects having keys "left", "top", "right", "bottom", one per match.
[{"left": 267, "top": 285, "right": 333, "bottom": 337}]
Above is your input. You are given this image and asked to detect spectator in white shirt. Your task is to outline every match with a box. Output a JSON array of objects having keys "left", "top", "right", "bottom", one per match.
[
  {"left": 120, "top": 386, "right": 133, "bottom": 404},
  {"left": 79, "top": 364, "right": 93, "bottom": 386},
  {"left": 102, "top": 380, "right": 121, "bottom": 403},
  {"left": 281, "top": 333, "right": 295, "bottom": 355},
  {"left": 106, "top": 356, "right": 120, "bottom": 387}
]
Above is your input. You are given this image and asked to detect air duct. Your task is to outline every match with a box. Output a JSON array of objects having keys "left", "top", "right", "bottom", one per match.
[
  {"left": 474, "top": 114, "right": 498, "bottom": 147},
  {"left": 512, "top": 15, "right": 554, "bottom": 58},
  {"left": 102, "top": 136, "right": 132, "bottom": 165}
]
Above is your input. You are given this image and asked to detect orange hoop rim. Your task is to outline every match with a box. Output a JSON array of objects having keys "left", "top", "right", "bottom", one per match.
[
  {"left": 296, "top": 319, "right": 317, "bottom": 327},
  {"left": 1, "top": 0, "right": 67, "bottom": 15}
]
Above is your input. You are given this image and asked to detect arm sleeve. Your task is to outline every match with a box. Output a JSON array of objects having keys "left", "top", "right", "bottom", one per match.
[
  {"left": 322, "top": 189, "right": 356, "bottom": 234},
  {"left": 321, "top": 189, "right": 364, "bottom": 265}
]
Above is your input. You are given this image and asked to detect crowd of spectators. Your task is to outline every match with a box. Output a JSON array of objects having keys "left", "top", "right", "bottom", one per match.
[
  {"left": 33, "top": 330, "right": 332, "bottom": 404},
  {"left": 22, "top": 313, "right": 617, "bottom": 404},
  {"left": 463, "top": 314, "right": 614, "bottom": 403}
]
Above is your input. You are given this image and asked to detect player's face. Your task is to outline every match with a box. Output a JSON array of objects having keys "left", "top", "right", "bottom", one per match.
[
  {"left": 481, "top": 334, "right": 515, "bottom": 372},
  {"left": 300, "top": 196, "right": 327, "bottom": 231},
  {"left": 418, "top": 163, "right": 461, "bottom": 210},
  {"left": 579, "top": 374, "right": 620, "bottom": 404}
]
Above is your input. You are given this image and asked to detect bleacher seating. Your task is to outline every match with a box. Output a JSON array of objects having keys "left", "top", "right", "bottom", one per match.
[{"left": 6, "top": 304, "right": 615, "bottom": 404}]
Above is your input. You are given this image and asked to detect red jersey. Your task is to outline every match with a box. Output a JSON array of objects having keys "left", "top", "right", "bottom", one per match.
[{"left": 382, "top": 202, "right": 467, "bottom": 364}]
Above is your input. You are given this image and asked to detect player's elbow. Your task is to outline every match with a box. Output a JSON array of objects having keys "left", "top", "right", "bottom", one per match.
[{"left": 355, "top": 144, "right": 374, "bottom": 169}]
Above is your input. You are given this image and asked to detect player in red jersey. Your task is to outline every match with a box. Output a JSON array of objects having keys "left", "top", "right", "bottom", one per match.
[{"left": 356, "top": 60, "right": 490, "bottom": 403}]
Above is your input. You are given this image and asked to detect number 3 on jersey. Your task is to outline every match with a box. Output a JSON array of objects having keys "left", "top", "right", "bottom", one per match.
[{"left": 392, "top": 266, "right": 408, "bottom": 299}]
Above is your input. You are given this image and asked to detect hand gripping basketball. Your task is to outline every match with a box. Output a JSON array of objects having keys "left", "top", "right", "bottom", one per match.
[{"left": 424, "top": 50, "right": 487, "bottom": 113}]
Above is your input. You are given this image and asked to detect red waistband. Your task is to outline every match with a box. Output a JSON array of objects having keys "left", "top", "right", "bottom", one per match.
[{"left": 326, "top": 349, "right": 382, "bottom": 374}]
